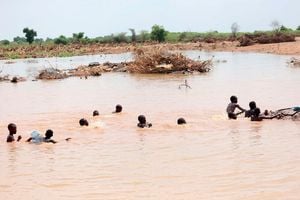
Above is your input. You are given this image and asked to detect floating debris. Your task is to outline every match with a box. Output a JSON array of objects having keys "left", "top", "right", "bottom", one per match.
[
  {"left": 126, "top": 48, "right": 212, "bottom": 74},
  {"left": 4, "top": 61, "right": 16, "bottom": 64},
  {"left": 0, "top": 75, "right": 10, "bottom": 82},
  {"left": 37, "top": 68, "right": 68, "bottom": 80},
  {"left": 289, "top": 57, "right": 300, "bottom": 66}
]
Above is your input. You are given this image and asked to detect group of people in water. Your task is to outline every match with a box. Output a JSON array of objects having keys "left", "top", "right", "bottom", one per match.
[
  {"left": 5, "top": 99, "right": 299, "bottom": 144},
  {"left": 5, "top": 104, "right": 187, "bottom": 144},
  {"left": 226, "top": 95, "right": 300, "bottom": 121}
]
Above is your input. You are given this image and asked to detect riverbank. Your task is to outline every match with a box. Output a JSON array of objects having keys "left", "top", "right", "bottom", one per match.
[{"left": 1, "top": 37, "right": 300, "bottom": 60}]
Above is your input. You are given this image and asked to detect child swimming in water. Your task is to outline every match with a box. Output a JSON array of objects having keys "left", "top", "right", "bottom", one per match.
[
  {"left": 226, "top": 96, "right": 246, "bottom": 119},
  {"left": 245, "top": 101, "right": 257, "bottom": 118},
  {"left": 93, "top": 110, "right": 99, "bottom": 116},
  {"left": 79, "top": 118, "right": 89, "bottom": 126},
  {"left": 251, "top": 108, "right": 280, "bottom": 121},
  {"left": 26, "top": 129, "right": 70, "bottom": 144},
  {"left": 6, "top": 123, "right": 22, "bottom": 143},
  {"left": 177, "top": 118, "right": 187, "bottom": 125},
  {"left": 137, "top": 115, "right": 152, "bottom": 128},
  {"left": 113, "top": 104, "right": 122, "bottom": 113}
]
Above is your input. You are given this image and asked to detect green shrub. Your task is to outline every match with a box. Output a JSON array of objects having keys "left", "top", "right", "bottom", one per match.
[
  {"left": 150, "top": 25, "right": 167, "bottom": 42},
  {"left": 0, "top": 40, "right": 10, "bottom": 45},
  {"left": 54, "top": 35, "right": 69, "bottom": 45}
]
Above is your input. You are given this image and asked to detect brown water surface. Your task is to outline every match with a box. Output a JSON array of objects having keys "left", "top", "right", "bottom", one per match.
[{"left": 0, "top": 52, "right": 300, "bottom": 200}]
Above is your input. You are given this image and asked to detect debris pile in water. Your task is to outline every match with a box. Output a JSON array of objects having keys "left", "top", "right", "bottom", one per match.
[
  {"left": 37, "top": 68, "right": 68, "bottom": 80},
  {"left": 289, "top": 57, "right": 300, "bottom": 66},
  {"left": 126, "top": 47, "right": 212, "bottom": 73},
  {"left": 68, "top": 62, "right": 127, "bottom": 77}
]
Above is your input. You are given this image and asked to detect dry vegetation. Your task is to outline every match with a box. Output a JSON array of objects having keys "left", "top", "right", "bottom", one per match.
[
  {"left": 35, "top": 47, "right": 212, "bottom": 80},
  {"left": 239, "top": 32, "right": 295, "bottom": 47},
  {"left": 126, "top": 47, "right": 212, "bottom": 73}
]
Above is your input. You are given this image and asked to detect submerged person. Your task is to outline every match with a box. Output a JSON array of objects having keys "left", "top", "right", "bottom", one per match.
[
  {"left": 245, "top": 101, "right": 257, "bottom": 118},
  {"left": 251, "top": 108, "right": 280, "bottom": 121},
  {"left": 177, "top": 118, "right": 187, "bottom": 125},
  {"left": 26, "top": 130, "right": 56, "bottom": 144},
  {"left": 27, "top": 129, "right": 70, "bottom": 144},
  {"left": 113, "top": 104, "right": 122, "bottom": 113},
  {"left": 226, "top": 96, "right": 246, "bottom": 120},
  {"left": 137, "top": 115, "right": 152, "bottom": 128},
  {"left": 6, "top": 123, "right": 22, "bottom": 143},
  {"left": 93, "top": 110, "right": 99, "bottom": 117},
  {"left": 79, "top": 118, "right": 89, "bottom": 126}
]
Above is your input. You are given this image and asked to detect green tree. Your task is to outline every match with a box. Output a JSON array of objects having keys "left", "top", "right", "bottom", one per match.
[
  {"left": 54, "top": 35, "right": 69, "bottom": 45},
  {"left": 23, "top": 28, "right": 37, "bottom": 44},
  {"left": 113, "top": 33, "right": 128, "bottom": 43},
  {"left": 150, "top": 25, "right": 167, "bottom": 42},
  {"left": 72, "top": 32, "right": 84, "bottom": 43},
  {"left": 296, "top": 26, "right": 300, "bottom": 31}
]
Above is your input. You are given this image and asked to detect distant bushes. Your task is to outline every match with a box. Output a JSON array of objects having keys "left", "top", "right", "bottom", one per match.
[
  {"left": 239, "top": 32, "right": 296, "bottom": 46},
  {"left": 54, "top": 35, "right": 69, "bottom": 45},
  {"left": 1, "top": 24, "right": 299, "bottom": 48}
]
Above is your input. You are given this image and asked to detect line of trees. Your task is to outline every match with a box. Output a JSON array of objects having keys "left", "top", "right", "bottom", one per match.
[{"left": 1, "top": 23, "right": 300, "bottom": 46}]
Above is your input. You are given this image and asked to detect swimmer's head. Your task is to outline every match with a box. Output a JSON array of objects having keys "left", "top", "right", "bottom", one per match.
[
  {"left": 264, "top": 110, "right": 269, "bottom": 116},
  {"left": 177, "top": 118, "right": 187, "bottom": 125},
  {"left": 79, "top": 118, "right": 89, "bottom": 126},
  {"left": 45, "top": 129, "right": 53, "bottom": 138},
  {"left": 249, "top": 101, "right": 256, "bottom": 110},
  {"left": 115, "top": 104, "right": 122, "bottom": 113},
  {"left": 11, "top": 77, "right": 18, "bottom": 83},
  {"left": 253, "top": 108, "right": 261, "bottom": 117},
  {"left": 138, "top": 115, "right": 146, "bottom": 124},
  {"left": 93, "top": 110, "right": 99, "bottom": 116},
  {"left": 8, "top": 123, "right": 17, "bottom": 134},
  {"left": 230, "top": 96, "right": 238, "bottom": 103}
]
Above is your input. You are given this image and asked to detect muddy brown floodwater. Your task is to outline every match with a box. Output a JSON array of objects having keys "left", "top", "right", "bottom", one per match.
[{"left": 0, "top": 51, "right": 300, "bottom": 200}]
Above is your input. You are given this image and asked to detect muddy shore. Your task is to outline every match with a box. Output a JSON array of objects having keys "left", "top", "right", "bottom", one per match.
[{"left": 0, "top": 37, "right": 300, "bottom": 60}]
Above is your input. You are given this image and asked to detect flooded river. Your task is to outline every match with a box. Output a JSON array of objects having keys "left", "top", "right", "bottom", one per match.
[{"left": 0, "top": 51, "right": 300, "bottom": 200}]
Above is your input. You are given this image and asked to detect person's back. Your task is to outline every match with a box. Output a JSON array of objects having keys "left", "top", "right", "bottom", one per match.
[{"left": 226, "top": 96, "right": 245, "bottom": 119}]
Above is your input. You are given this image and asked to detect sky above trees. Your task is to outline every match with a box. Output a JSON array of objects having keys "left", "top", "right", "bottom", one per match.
[{"left": 1, "top": 0, "right": 299, "bottom": 40}]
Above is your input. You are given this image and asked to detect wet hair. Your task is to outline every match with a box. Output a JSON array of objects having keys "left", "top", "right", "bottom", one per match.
[
  {"left": 8, "top": 123, "right": 17, "bottom": 131},
  {"left": 138, "top": 115, "right": 146, "bottom": 124},
  {"left": 79, "top": 118, "right": 89, "bottom": 126},
  {"left": 45, "top": 129, "right": 53, "bottom": 138},
  {"left": 177, "top": 118, "right": 187, "bottom": 125},
  {"left": 249, "top": 101, "right": 256, "bottom": 110},
  {"left": 253, "top": 108, "right": 261, "bottom": 117},
  {"left": 115, "top": 104, "right": 122, "bottom": 113},
  {"left": 230, "top": 96, "right": 238, "bottom": 103},
  {"left": 7, "top": 123, "right": 17, "bottom": 134},
  {"left": 93, "top": 110, "right": 99, "bottom": 116}
]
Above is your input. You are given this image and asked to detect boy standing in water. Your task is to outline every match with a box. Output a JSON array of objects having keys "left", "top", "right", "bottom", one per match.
[
  {"left": 226, "top": 96, "right": 246, "bottom": 120},
  {"left": 6, "top": 123, "right": 22, "bottom": 143}
]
